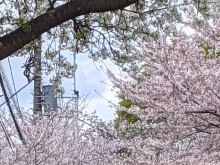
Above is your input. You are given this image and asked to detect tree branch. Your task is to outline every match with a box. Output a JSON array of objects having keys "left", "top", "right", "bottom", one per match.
[
  {"left": 186, "top": 109, "right": 220, "bottom": 118},
  {"left": 0, "top": 0, "right": 138, "bottom": 60}
]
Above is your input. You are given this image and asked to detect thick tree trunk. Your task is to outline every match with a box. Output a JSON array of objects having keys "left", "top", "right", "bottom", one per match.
[{"left": 0, "top": 0, "right": 138, "bottom": 60}]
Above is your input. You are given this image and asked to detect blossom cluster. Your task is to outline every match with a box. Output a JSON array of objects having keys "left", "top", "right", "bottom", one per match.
[{"left": 108, "top": 18, "right": 220, "bottom": 163}]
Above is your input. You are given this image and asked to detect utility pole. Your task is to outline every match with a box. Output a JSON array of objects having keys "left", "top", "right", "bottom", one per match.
[{"left": 33, "top": 39, "right": 42, "bottom": 115}]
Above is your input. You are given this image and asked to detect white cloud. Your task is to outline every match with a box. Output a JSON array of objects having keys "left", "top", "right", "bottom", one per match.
[
  {"left": 83, "top": 82, "right": 118, "bottom": 122},
  {"left": 0, "top": 53, "right": 121, "bottom": 122},
  {"left": 77, "top": 57, "right": 120, "bottom": 121}
]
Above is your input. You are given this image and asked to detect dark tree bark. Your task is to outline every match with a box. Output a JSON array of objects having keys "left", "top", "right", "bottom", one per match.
[{"left": 0, "top": 0, "right": 138, "bottom": 60}]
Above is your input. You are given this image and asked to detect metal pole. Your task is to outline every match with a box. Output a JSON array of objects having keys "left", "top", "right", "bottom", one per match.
[{"left": 33, "top": 39, "right": 42, "bottom": 115}]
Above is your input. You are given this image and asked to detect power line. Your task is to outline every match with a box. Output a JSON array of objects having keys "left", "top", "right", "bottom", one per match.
[
  {"left": 0, "top": 77, "right": 35, "bottom": 107},
  {"left": 0, "top": 72, "right": 25, "bottom": 143},
  {"left": 0, "top": 62, "right": 22, "bottom": 116},
  {"left": 0, "top": 117, "right": 14, "bottom": 154},
  {"left": 7, "top": 58, "right": 21, "bottom": 115}
]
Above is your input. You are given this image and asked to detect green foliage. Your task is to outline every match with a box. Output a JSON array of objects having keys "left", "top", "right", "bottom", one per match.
[
  {"left": 116, "top": 111, "right": 140, "bottom": 124},
  {"left": 171, "top": 39, "right": 177, "bottom": 48},
  {"left": 114, "top": 147, "right": 132, "bottom": 157},
  {"left": 199, "top": 43, "right": 212, "bottom": 55},
  {"left": 15, "top": 18, "right": 25, "bottom": 26},
  {"left": 135, "top": 0, "right": 145, "bottom": 11},
  {"left": 199, "top": 43, "right": 220, "bottom": 59},
  {"left": 118, "top": 94, "right": 146, "bottom": 109},
  {"left": 14, "top": 18, "right": 32, "bottom": 32},
  {"left": 141, "top": 71, "right": 151, "bottom": 78},
  {"left": 21, "top": 24, "right": 31, "bottom": 32},
  {"left": 119, "top": 98, "right": 132, "bottom": 109},
  {"left": 115, "top": 97, "right": 167, "bottom": 137},
  {"left": 117, "top": 94, "right": 141, "bottom": 124},
  {"left": 76, "top": 28, "right": 90, "bottom": 40}
]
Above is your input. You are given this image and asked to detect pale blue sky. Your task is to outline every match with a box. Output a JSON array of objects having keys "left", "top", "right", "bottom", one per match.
[{"left": 0, "top": 53, "right": 119, "bottom": 121}]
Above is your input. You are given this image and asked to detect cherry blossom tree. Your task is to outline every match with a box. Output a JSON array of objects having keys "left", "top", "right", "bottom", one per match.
[
  {"left": 0, "top": 0, "right": 218, "bottom": 97},
  {"left": 0, "top": 104, "right": 127, "bottom": 165},
  {"left": 1, "top": 0, "right": 220, "bottom": 164},
  {"left": 108, "top": 18, "right": 220, "bottom": 163},
  {"left": 0, "top": 0, "right": 218, "bottom": 62}
]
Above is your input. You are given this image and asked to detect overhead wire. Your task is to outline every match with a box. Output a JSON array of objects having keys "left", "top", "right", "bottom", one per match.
[
  {"left": 7, "top": 58, "right": 21, "bottom": 115},
  {"left": 0, "top": 77, "right": 36, "bottom": 107},
  {"left": 0, "top": 72, "right": 25, "bottom": 144},
  {"left": 0, "top": 116, "right": 14, "bottom": 154},
  {"left": 0, "top": 59, "right": 33, "bottom": 150}
]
